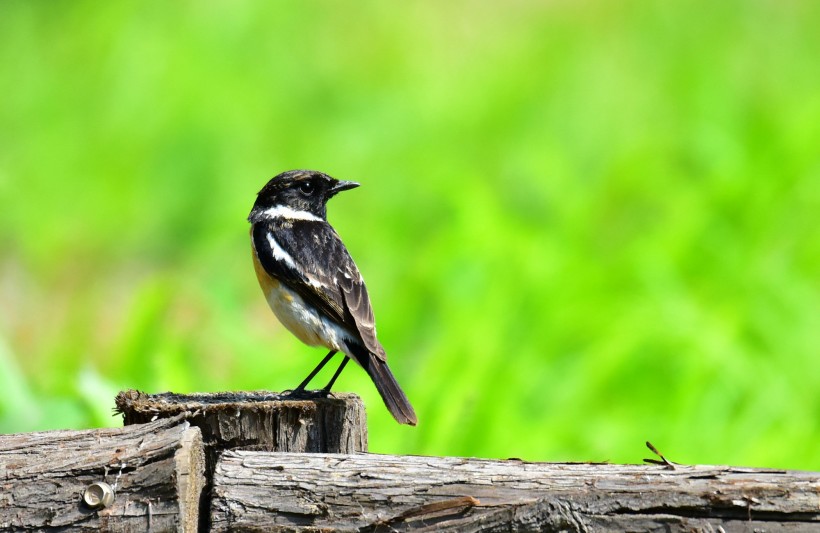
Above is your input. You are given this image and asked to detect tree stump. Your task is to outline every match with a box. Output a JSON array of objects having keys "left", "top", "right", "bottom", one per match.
[
  {"left": 211, "top": 451, "right": 820, "bottom": 532},
  {"left": 117, "top": 388, "right": 366, "bottom": 455},
  {"left": 115, "top": 390, "right": 367, "bottom": 497},
  {"left": 0, "top": 416, "right": 204, "bottom": 532}
]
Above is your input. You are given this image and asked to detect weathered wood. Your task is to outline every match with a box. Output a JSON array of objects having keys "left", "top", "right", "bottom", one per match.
[
  {"left": 0, "top": 416, "right": 204, "bottom": 532},
  {"left": 211, "top": 451, "right": 820, "bottom": 532},
  {"left": 117, "top": 389, "right": 367, "bottom": 531},
  {"left": 116, "top": 390, "right": 367, "bottom": 475}
]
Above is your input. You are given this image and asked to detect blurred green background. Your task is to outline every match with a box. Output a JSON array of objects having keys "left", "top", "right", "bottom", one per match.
[{"left": 0, "top": 1, "right": 818, "bottom": 469}]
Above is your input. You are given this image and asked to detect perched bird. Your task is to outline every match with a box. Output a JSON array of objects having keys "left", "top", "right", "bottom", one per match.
[{"left": 248, "top": 170, "right": 417, "bottom": 425}]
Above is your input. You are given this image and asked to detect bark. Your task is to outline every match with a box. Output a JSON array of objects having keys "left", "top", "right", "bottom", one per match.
[
  {"left": 0, "top": 416, "right": 204, "bottom": 532},
  {"left": 116, "top": 389, "right": 367, "bottom": 474},
  {"left": 116, "top": 389, "right": 368, "bottom": 531},
  {"left": 211, "top": 451, "right": 820, "bottom": 532}
]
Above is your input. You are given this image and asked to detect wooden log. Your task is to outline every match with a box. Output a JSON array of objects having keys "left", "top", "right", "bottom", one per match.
[
  {"left": 211, "top": 451, "right": 820, "bottom": 532},
  {"left": 117, "top": 390, "right": 367, "bottom": 532},
  {"left": 115, "top": 390, "right": 367, "bottom": 477},
  {"left": 0, "top": 416, "right": 204, "bottom": 532}
]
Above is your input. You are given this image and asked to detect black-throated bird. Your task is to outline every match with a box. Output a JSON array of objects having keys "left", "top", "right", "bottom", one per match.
[{"left": 248, "top": 170, "right": 417, "bottom": 425}]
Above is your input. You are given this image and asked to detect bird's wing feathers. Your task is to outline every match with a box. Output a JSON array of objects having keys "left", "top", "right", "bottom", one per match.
[
  {"left": 252, "top": 220, "right": 386, "bottom": 360},
  {"left": 337, "top": 260, "right": 386, "bottom": 360}
]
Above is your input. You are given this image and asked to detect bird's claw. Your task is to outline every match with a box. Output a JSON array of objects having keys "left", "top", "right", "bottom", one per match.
[{"left": 282, "top": 388, "right": 329, "bottom": 400}]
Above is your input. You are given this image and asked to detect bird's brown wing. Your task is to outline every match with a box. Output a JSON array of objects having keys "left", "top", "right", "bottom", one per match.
[{"left": 336, "top": 252, "right": 387, "bottom": 361}]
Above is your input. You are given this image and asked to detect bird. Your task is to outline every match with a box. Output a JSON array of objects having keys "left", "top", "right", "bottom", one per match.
[{"left": 248, "top": 169, "right": 417, "bottom": 425}]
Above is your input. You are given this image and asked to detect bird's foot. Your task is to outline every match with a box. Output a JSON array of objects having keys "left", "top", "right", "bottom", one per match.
[{"left": 282, "top": 388, "right": 330, "bottom": 400}]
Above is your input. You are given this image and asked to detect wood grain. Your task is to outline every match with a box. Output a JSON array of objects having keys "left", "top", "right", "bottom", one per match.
[
  {"left": 211, "top": 451, "right": 820, "bottom": 532},
  {"left": 116, "top": 389, "right": 367, "bottom": 531},
  {"left": 0, "top": 416, "right": 204, "bottom": 532},
  {"left": 116, "top": 390, "right": 367, "bottom": 471}
]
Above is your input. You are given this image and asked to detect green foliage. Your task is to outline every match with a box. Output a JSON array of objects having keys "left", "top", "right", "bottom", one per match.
[{"left": 0, "top": 1, "right": 818, "bottom": 468}]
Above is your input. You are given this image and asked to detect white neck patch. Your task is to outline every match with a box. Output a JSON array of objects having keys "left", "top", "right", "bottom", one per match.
[{"left": 261, "top": 205, "right": 322, "bottom": 222}]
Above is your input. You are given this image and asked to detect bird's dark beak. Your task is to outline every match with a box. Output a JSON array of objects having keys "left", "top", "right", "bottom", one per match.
[{"left": 329, "top": 180, "right": 360, "bottom": 197}]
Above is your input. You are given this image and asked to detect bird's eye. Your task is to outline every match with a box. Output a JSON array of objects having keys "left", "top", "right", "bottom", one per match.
[{"left": 299, "top": 181, "right": 314, "bottom": 195}]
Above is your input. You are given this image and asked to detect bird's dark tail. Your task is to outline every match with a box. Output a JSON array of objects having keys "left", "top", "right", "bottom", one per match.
[{"left": 359, "top": 350, "right": 417, "bottom": 426}]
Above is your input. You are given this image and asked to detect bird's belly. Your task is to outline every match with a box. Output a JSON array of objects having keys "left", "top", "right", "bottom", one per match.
[
  {"left": 252, "top": 242, "right": 351, "bottom": 352},
  {"left": 266, "top": 283, "right": 326, "bottom": 346},
  {"left": 263, "top": 280, "right": 351, "bottom": 353}
]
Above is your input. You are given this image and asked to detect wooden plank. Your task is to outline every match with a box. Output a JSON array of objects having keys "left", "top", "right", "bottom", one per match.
[
  {"left": 211, "top": 451, "right": 820, "bottom": 532},
  {"left": 0, "top": 417, "right": 204, "bottom": 532}
]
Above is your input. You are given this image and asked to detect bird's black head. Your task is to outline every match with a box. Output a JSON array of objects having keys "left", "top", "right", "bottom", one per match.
[{"left": 248, "top": 170, "right": 360, "bottom": 223}]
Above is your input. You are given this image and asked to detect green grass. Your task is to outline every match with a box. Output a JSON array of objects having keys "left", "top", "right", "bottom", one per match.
[{"left": 1, "top": 1, "right": 818, "bottom": 469}]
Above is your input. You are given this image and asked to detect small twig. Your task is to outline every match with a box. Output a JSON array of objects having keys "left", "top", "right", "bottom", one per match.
[{"left": 643, "top": 441, "right": 679, "bottom": 470}]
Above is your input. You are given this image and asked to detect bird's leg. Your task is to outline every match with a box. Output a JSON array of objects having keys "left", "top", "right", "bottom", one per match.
[
  {"left": 321, "top": 356, "right": 350, "bottom": 393},
  {"left": 293, "top": 350, "right": 337, "bottom": 393}
]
